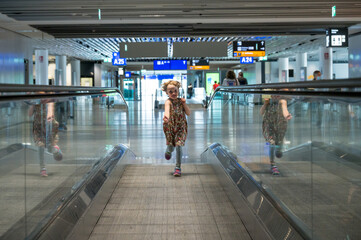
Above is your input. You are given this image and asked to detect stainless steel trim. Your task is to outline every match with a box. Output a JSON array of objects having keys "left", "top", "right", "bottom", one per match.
[
  {"left": 202, "top": 143, "right": 310, "bottom": 240},
  {"left": 202, "top": 148, "right": 273, "bottom": 240},
  {"left": 24, "top": 145, "right": 135, "bottom": 240}
]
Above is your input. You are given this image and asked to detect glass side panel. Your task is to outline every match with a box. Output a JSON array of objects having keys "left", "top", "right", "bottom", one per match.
[
  {"left": 0, "top": 101, "right": 27, "bottom": 239},
  {"left": 0, "top": 92, "right": 128, "bottom": 238},
  {"left": 208, "top": 91, "right": 361, "bottom": 240}
]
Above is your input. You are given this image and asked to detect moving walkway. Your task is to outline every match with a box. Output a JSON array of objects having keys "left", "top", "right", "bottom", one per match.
[{"left": 0, "top": 79, "right": 360, "bottom": 239}]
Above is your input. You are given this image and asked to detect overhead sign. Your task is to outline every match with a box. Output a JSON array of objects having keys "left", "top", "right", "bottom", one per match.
[
  {"left": 237, "top": 51, "right": 265, "bottom": 57},
  {"left": 326, "top": 28, "right": 348, "bottom": 47},
  {"left": 189, "top": 59, "right": 210, "bottom": 70},
  {"left": 112, "top": 52, "right": 126, "bottom": 66},
  {"left": 125, "top": 72, "right": 131, "bottom": 78},
  {"left": 119, "top": 42, "right": 168, "bottom": 58},
  {"left": 233, "top": 41, "right": 266, "bottom": 57},
  {"left": 240, "top": 57, "right": 254, "bottom": 64},
  {"left": 190, "top": 66, "right": 210, "bottom": 70},
  {"left": 190, "top": 59, "right": 209, "bottom": 65},
  {"left": 173, "top": 42, "right": 227, "bottom": 57},
  {"left": 153, "top": 60, "right": 187, "bottom": 70},
  {"left": 259, "top": 56, "right": 268, "bottom": 61}
]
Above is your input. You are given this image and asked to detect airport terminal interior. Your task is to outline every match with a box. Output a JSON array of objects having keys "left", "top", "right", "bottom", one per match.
[{"left": 0, "top": 1, "right": 361, "bottom": 240}]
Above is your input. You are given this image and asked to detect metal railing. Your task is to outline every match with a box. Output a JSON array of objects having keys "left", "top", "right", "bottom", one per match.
[
  {"left": 206, "top": 78, "right": 361, "bottom": 108},
  {"left": 0, "top": 84, "right": 128, "bottom": 109}
]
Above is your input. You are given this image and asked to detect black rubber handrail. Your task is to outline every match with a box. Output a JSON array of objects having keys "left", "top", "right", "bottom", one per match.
[
  {"left": 218, "top": 78, "right": 361, "bottom": 89},
  {"left": 0, "top": 84, "right": 116, "bottom": 92},
  {"left": 206, "top": 78, "right": 361, "bottom": 108},
  {"left": 0, "top": 84, "right": 128, "bottom": 109}
]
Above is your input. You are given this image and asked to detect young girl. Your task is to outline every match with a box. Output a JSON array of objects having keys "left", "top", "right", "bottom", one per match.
[
  {"left": 28, "top": 99, "right": 61, "bottom": 177},
  {"left": 260, "top": 95, "right": 292, "bottom": 175},
  {"left": 162, "top": 80, "right": 191, "bottom": 177}
]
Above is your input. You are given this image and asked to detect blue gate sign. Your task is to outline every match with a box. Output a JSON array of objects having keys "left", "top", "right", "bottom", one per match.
[
  {"left": 125, "top": 72, "right": 131, "bottom": 78},
  {"left": 112, "top": 52, "right": 127, "bottom": 66},
  {"left": 240, "top": 57, "right": 254, "bottom": 64}
]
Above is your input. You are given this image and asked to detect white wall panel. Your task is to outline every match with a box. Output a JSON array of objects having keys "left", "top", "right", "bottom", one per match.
[
  {"left": 333, "top": 63, "right": 349, "bottom": 79},
  {"left": 0, "top": 28, "right": 34, "bottom": 84}
]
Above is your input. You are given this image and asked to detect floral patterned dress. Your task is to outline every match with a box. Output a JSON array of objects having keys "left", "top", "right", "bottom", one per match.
[
  {"left": 262, "top": 97, "right": 288, "bottom": 146},
  {"left": 163, "top": 98, "right": 188, "bottom": 147},
  {"left": 32, "top": 103, "right": 59, "bottom": 148}
]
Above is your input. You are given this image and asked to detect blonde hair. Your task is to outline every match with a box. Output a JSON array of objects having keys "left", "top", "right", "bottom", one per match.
[{"left": 161, "top": 80, "right": 181, "bottom": 92}]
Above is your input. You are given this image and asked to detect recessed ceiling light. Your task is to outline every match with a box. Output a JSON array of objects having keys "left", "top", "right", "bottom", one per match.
[{"left": 139, "top": 14, "right": 165, "bottom": 17}]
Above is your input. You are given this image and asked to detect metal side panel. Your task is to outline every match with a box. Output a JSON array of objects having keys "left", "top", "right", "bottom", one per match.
[
  {"left": 202, "top": 143, "right": 308, "bottom": 240},
  {"left": 201, "top": 147, "right": 273, "bottom": 240},
  {"left": 33, "top": 145, "right": 135, "bottom": 240},
  {"left": 65, "top": 148, "right": 136, "bottom": 240}
]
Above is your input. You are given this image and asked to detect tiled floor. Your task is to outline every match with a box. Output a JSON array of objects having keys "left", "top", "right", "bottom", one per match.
[{"left": 89, "top": 164, "right": 251, "bottom": 240}]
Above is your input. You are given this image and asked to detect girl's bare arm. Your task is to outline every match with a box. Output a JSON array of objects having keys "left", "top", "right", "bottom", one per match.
[
  {"left": 260, "top": 99, "right": 270, "bottom": 115},
  {"left": 163, "top": 100, "right": 171, "bottom": 123},
  {"left": 180, "top": 98, "right": 191, "bottom": 116},
  {"left": 47, "top": 102, "right": 55, "bottom": 120},
  {"left": 280, "top": 99, "right": 292, "bottom": 120},
  {"left": 28, "top": 105, "right": 35, "bottom": 117}
]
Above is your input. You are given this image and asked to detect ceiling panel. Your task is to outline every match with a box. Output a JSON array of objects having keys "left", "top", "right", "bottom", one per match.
[
  {"left": 31, "top": 35, "right": 343, "bottom": 62},
  {"left": 0, "top": 0, "right": 357, "bottom": 62},
  {"left": 0, "top": 0, "right": 360, "bottom": 37}
]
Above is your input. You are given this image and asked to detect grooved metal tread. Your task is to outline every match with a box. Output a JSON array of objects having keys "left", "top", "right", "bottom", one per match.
[{"left": 89, "top": 164, "right": 251, "bottom": 240}]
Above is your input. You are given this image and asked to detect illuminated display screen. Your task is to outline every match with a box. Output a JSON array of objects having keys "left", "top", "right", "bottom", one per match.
[
  {"left": 190, "top": 59, "right": 209, "bottom": 66},
  {"left": 326, "top": 28, "right": 348, "bottom": 47},
  {"left": 153, "top": 60, "right": 187, "bottom": 70},
  {"left": 189, "top": 66, "right": 210, "bottom": 70},
  {"left": 233, "top": 41, "right": 266, "bottom": 57},
  {"left": 189, "top": 59, "right": 210, "bottom": 70}
]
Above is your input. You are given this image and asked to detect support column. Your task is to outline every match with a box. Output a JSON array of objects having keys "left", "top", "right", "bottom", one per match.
[
  {"left": 278, "top": 57, "right": 289, "bottom": 82},
  {"left": 70, "top": 59, "right": 80, "bottom": 86},
  {"left": 94, "top": 63, "right": 102, "bottom": 87},
  {"left": 319, "top": 47, "right": 333, "bottom": 80},
  {"left": 55, "top": 55, "right": 67, "bottom": 85},
  {"left": 255, "top": 62, "right": 265, "bottom": 84},
  {"left": 349, "top": 32, "right": 360, "bottom": 78},
  {"left": 265, "top": 62, "right": 271, "bottom": 83},
  {"left": 35, "top": 49, "right": 48, "bottom": 85},
  {"left": 295, "top": 52, "right": 307, "bottom": 81}
]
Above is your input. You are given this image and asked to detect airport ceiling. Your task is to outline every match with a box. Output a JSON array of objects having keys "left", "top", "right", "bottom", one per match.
[{"left": 0, "top": 0, "right": 360, "bottom": 61}]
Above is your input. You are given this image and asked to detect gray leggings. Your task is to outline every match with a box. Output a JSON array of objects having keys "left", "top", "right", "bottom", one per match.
[
  {"left": 39, "top": 145, "right": 53, "bottom": 170},
  {"left": 39, "top": 147, "right": 45, "bottom": 169},
  {"left": 166, "top": 145, "right": 182, "bottom": 169}
]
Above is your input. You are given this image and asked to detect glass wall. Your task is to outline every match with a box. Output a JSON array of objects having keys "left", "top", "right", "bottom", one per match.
[
  {"left": 207, "top": 90, "right": 361, "bottom": 239},
  {"left": 0, "top": 91, "right": 128, "bottom": 239}
]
